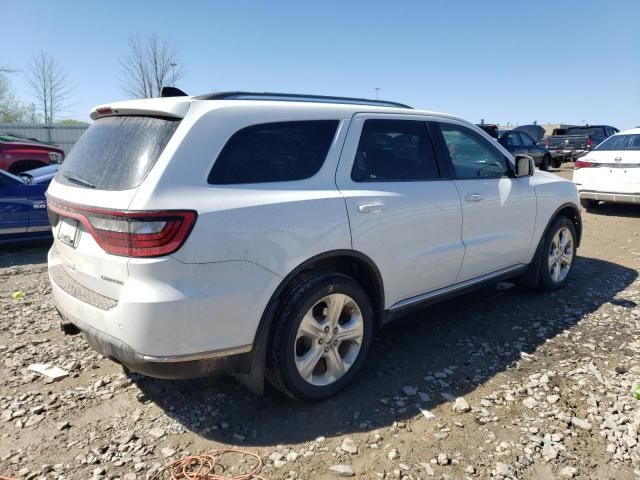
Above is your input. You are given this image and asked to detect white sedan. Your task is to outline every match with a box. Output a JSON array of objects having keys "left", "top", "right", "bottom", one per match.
[{"left": 573, "top": 127, "right": 640, "bottom": 209}]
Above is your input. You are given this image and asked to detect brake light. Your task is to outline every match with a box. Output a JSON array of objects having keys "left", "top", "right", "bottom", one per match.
[
  {"left": 574, "top": 159, "right": 595, "bottom": 170},
  {"left": 48, "top": 152, "right": 63, "bottom": 163},
  {"left": 543, "top": 138, "right": 549, "bottom": 148},
  {"left": 46, "top": 197, "right": 197, "bottom": 258},
  {"left": 96, "top": 107, "right": 113, "bottom": 116},
  {"left": 586, "top": 137, "right": 593, "bottom": 149}
]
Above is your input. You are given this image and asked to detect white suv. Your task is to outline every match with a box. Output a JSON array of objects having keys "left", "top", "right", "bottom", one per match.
[{"left": 47, "top": 92, "right": 582, "bottom": 400}]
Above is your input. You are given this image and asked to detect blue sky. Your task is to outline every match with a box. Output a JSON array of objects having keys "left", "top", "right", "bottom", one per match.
[{"left": 4, "top": 0, "right": 639, "bottom": 128}]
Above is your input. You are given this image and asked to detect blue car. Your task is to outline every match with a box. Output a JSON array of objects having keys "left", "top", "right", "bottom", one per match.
[{"left": 0, "top": 165, "right": 58, "bottom": 244}]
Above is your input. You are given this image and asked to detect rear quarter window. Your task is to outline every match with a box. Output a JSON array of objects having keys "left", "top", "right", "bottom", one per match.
[
  {"left": 208, "top": 120, "right": 339, "bottom": 184},
  {"left": 58, "top": 116, "right": 180, "bottom": 191}
]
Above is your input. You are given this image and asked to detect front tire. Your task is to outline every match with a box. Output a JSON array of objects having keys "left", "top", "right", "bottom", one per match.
[
  {"left": 537, "top": 216, "right": 576, "bottom": 291},
  {"left": 540, "top": 154, "right": 551, "bottom": 171},
  {"left": 267, "top": 272, "right": 373, "bottom": 400}
]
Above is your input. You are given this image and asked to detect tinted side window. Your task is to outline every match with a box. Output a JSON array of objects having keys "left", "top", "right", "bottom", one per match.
[
  {"left": 437, "top": 123, "right": 510, "bottom": 179},
  {"left": 208, "top": 120, "right": 338, "bottom": 184},
  {"left": 519, "top": 132, "right": 534, "bottom": 146},
  {"left": 351, "top": 119, "right": 439, "bottom": 182},
  {"left": 506, "top": 132, "right": 522, "bottom": 146}
]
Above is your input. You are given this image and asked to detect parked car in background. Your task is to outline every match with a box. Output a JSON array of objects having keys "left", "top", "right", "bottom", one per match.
[
  {"left": 47, "top": 91, "right": 582, "bottom": 400},
  {"left": 573, "top": 128, "right": 640, "bottom": 209},
  {"left": 497, "top": 125, "right": 553, "bottom": 170},
  {"left": 0, "top": 164, "right": 58, "bottom": 244},
  {"left": 476, "top": 123, "right": 499, "bottom": 138},
  {"left": 545, "top": 125, "right": 618, "bottom": 165},
  {"left": 0, "top": 134, "right": 65, "bottom": 174}
]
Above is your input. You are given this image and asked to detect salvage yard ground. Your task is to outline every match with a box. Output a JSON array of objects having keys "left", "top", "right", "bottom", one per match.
[{"left": 1, "top": 165, "right": 640, "bottom": 479}]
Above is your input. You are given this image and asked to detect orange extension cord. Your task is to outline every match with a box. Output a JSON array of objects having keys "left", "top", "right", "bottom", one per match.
[
  {"left": 148, "top": 448, "right": 265, "bottom": 480},
  {"left": 2, "top": 448, "right": 265, "bottom": 480}
]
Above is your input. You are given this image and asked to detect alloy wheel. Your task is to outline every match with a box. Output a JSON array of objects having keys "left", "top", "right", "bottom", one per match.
[
  {"left": 294, "top": 293, "right": 364, "bottom": 386},
  {"left": 548, "top": 226, "right": 574, "bottom": 282}
]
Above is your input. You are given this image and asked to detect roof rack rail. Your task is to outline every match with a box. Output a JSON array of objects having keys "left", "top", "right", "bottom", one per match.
[{"left": 192, "top": 91, "right": 412, "bottom": 109}]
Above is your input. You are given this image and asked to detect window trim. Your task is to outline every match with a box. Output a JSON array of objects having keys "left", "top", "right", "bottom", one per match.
[
  {"left": 207, "top": 119, "right": 340, "bottom": 186},
  {"left": 428, "top": 121, "right": 514, "bottom": 181},
  {"left": 350, "top": 118, "right": 443, "bottom": 183}
]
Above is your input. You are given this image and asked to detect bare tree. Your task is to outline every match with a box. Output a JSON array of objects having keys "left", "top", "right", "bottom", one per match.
[
  {"left": 120, "top": 34, "right": 185, "bottom": 98},
  {"left": 26, "top": 52, "right": 72, "bottom": 124}
]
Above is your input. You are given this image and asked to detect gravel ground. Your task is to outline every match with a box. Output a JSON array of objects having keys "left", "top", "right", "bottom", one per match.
[{"left": 1, "top": 166, "right": 640, "bottom": 479}]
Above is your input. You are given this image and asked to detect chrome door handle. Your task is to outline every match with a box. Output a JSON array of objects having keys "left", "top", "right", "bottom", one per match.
[
  {"left": 357, "top": 203, "right": 385, "bottom": 213},
  {"left": 465, "top": 194, "right": 484, "bottom": 202}
]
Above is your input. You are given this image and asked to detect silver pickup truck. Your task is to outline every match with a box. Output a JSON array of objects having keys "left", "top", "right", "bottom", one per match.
[{"left": 545, "top": 125, "right": 619, "bottom": 164}]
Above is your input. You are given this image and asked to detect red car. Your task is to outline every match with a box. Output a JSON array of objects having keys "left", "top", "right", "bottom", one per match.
[{"left": 0, "top": 134, "right": 65, "bottom": 173}]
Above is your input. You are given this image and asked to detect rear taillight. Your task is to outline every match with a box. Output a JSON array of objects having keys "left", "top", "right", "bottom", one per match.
[
  {"left": 586, "top": 137, "right": 593, "bottom": 149},
  {"left": 48, "top": 152, "right": 63, "bottom": 163},
  {"left": 574, "top": 159, "right": 595, "bottom": 170},
  {"left": 543, "top": 138, "right": 549, "bottom": 148},
  {"left": 46, "top": 196, "right": 197, "bottom": 258}
]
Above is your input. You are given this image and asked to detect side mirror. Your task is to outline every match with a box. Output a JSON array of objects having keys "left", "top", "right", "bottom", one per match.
[{"left": 515, "top": 155, "right": 535, "bottom": 177}]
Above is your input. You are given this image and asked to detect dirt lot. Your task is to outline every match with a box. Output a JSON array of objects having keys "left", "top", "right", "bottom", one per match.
[{"left": 1, "top": 165, "right": 640, "bottom": 480}]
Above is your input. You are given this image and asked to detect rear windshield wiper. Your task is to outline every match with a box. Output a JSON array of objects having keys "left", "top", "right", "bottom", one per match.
[{"left": 62, "top": 171, "right": 96, "bottom": 189}]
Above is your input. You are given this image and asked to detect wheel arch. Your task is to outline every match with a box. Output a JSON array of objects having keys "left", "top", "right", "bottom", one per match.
[
  {"left": 552, "top": 202, "right": 582, "bottom": 247},
  {"left": 260, "top": 250, "right": 384, "bottom": 335},
  {"left": 521, "top": 202, "right": 582, "bottom": 288},
  {"left": 8, "top": 159, "right": 48, "bottom": 174},
  {"left": 237, "top": 250, "right": 385, "bottom": 394}
]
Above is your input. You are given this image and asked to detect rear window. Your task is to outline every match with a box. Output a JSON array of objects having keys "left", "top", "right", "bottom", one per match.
[
  {"left": 208, "top": 120, "right": 338, "bottom": 184},
  {"left": 566, "top": 127, "right": 605, "bottom": 136},
  {"left": 58, "top": 116, "right": 180, "bottom": 190},
  {"left": 595, "top": 134, "right": 640, "bottom": 151}
]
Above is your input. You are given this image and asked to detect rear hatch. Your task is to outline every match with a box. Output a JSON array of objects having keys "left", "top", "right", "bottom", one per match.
[
  {"left": 546, "top": 134, "right": 589, "bottom": 150},
  {"left": 575, "top": 133, "right": 640, "bottom": 194},
  {"left": 47, "top": 99, "right": 190, "bottom": 300}
]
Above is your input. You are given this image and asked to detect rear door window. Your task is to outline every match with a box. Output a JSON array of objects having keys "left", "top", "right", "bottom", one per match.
[
  {"left": 208, "top": 120, "right": 338, "bottom": 184},
  {"left": 58, "top": 116, "right": 180, "bottom": 191},
  {"left": 351, "top": 119, "right": 439, "bottom": 182}
]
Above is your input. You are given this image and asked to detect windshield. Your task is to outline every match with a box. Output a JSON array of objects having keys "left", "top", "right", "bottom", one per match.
[
  {"left": 565, "top": 127, "right": 605, "bottom": 136},
  {"left": 595, "top": 134, "right": 640, "bottom": 151},
  {"left": 58, "top": 115, "right": 180, "bottom": 190}
]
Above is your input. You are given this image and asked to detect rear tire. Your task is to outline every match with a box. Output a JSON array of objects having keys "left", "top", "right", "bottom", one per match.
[
  {"left": 540, "top": 154, "right": 550, "bottom": 171},
  {"left": 266, "top": 272, "right": 373, "bottom": 401},
  {"left": 551, "top": 158, "right": 562, "bottom": 169},
  {"left": 537, "top": 216, "right": 576, "bottom": 291},
  {"left": 580, "top": 198, "right": 598, "bottom": 210}
]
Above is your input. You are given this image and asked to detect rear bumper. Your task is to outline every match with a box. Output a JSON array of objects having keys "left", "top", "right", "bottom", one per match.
[
  {"left": 57, "top": 309, "right": 253, "bottom": 379},
  {"left": 549, "top": 149, "right": 587, "bottom": 161},
  {"left": 48, "top": 247, "right": 280, "bottom": 379},
  {"left": 579, "top": 190, "right": 640, "bottom": 205}
]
